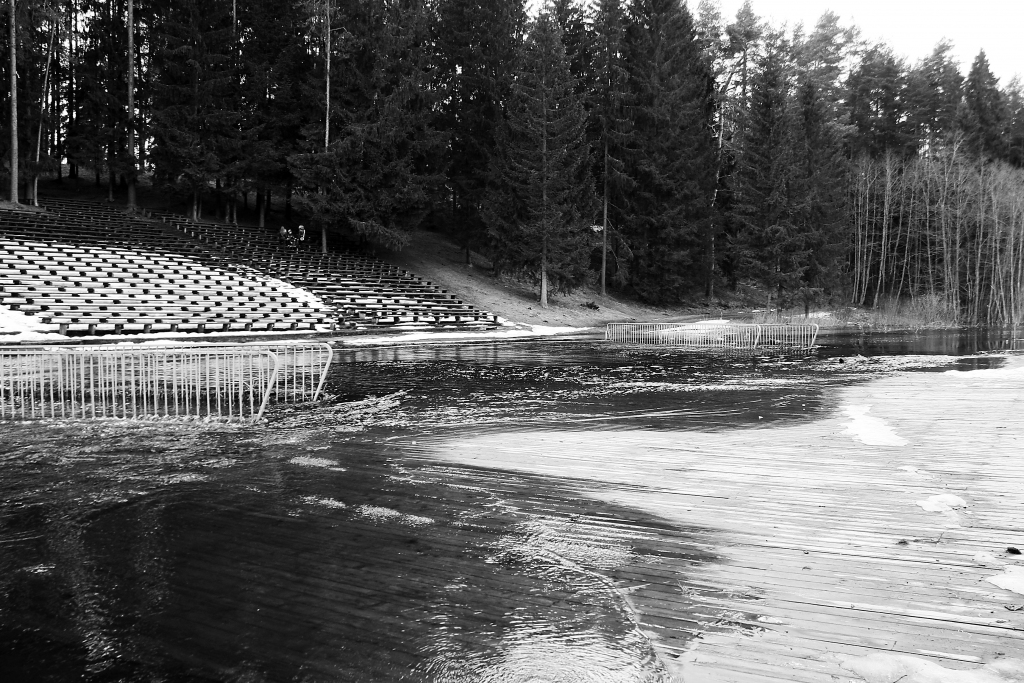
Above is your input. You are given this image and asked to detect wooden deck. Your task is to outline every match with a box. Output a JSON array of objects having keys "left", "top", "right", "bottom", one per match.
[{"left": 426, "top": 357, "right": 1024, "bottom": 681}]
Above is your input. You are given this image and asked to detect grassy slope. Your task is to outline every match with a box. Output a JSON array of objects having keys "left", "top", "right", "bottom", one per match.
[{"left": 384, "top": 229, "right": 713, "bottom": 328}]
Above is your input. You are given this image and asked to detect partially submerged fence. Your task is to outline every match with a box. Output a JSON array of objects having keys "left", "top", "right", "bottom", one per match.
[
  {"left": 605, "top": 322, "right": 818, "bottom": 349},
  {"left": 0, "top": 342, "right": 333, "bottom": 422}
]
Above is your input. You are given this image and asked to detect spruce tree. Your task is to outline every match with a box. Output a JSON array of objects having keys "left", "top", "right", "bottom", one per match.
[
  {"left": 730, "top": 35, "right": 806, "bottom": 306},
  {"left": 905, "top": 40, "right": 962, "bottom": 152},
  {"left": 434, "top": 0, "right": 525, "bottom": 261},
  {"left": 588, "top": 0, "right": 630, "bottom": 295},
  {"left": 789, "top": 77, "right": 848, "bottom": 310},
  {"left": 149, "top": 0, "right": 237, "bottom": 218},
  {"left": 622, "top": 0, "right": 716, "bottom": 302},
  {"left": 847, "top": 46, "right": 913, "bottom": 157},
  {"left": 483, "top": 11, "right": 595, "bottom": 307},
  {"left": 962, "top": 50, "right": 1006, "bottom": 160},
  {"left": 289, "top": 0, "right": 445, "bottom": 249}
]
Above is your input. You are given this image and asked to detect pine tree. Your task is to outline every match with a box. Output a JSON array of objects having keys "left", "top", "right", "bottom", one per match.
[
  {"left": 847, "top": 45, "right": 913, "bottom": 157},
  {"left": 434, "top": 0, "right": 525, "bottom": 261},
  {"left": 289, "top": 0, "right": 445, "bottom": 249},
  {"left": 1005, "top": 77, "right": 1024, "bottom": 168},
  {"left": 962, "top": 50, "right": 1006, "bottom": 160},
  {"left": 905, "top": 40, "right": 962, "bottom": 153},
  {"left": 149, "top": 0, "right": 237, "bottom": 217},
  {"left": 483, "top": 11, "right": 595, "bottom": 307},
  {"left": 789, "top": 77, "right": 848, "bottom": 310},
  {"left": 621, "top": 0, "right": 716, "bottom": 302},
  {"left": 588, "top": 0, "right": 630, "bottom": 295},
  {"left": 730, "top": 34, "right": 806, "bottom": 306}
]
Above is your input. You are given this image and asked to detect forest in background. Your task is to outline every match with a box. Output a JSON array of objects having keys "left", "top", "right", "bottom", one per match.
[{"left": 2, "top": 0, "right": 1024, "bottom": 320}]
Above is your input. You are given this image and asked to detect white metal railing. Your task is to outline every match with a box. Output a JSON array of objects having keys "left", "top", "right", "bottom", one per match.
[
  {"left": 605, "top": 322, "right": 818, "bottom": 348},
  {"left": 69, "top": 342, "right": 334, "bottom": 403},
  {"left": 0, "top": 346, "right": 283, "bottom": 421}
]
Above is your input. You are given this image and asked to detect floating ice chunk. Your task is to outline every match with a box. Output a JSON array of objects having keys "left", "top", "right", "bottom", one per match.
[
  {"left": 843, "top": 405, "right": 907, "bottom": 446},
  {"left": 839, "top": 652, "right": 1024, "bottom": 683},
  {"left": 987, "top": 566, "right": 1024, "bottom": 595},
  {"left": 916, "top": 494, "right": 968, "bottom": 513}
]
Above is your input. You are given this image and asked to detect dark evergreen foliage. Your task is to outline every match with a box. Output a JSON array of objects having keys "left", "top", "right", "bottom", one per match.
[
  {"left": 290, "top": 0, "right": 446, "bottom": 249},
  {"left": 621, "top": 0, "right": 716, "bottom": 303},
  {"left": 730, "top": 35, "right": 804, "bottom": 302},
  {"left": 962, "top": 50, "right": 1006, "bottom": 160},
  {"left": 6, "top": 0, "right": 1024, "bottom": 315},
  {"left": 484, "top": 11, "right": 595, "bottom": 305},
  {"left": 434, "top": 0, "right": 525, "bottom": 258}
]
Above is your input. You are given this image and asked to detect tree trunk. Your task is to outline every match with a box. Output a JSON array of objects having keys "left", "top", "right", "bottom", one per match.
[
  {"left": 126, "top": 0, "right": 136, "bottom": 210},
  {"left": 321, "top": 226, "right": 327, "bottom": 253},
  {"left": 324, "top": 0, "right": 331, "bottom": 151},
  {"left": 8, "top": 0, "right": 18, "bottom": 204},
  {"left": 32, "top": 22, "right": 57, "bottom": 206},
  {"left": 541, "top": 244, "right": 549, "bottom": 309},
  {"left": 601, "top": 138, "right": 608, "bottom": 297}
]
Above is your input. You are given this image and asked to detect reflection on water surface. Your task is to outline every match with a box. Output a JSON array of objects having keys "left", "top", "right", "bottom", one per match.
[{"left": 0, "top": 331, "right": 1013, "bottom": 681}]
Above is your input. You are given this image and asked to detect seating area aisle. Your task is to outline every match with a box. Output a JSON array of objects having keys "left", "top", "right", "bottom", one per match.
[
  {"left": 0, "top": 197, "right": 497, "bottom": 337},
  {"left": 1, "top": 199, "right": 335, "bottom": 336},
  {"left": 149, "top": 209, "right": 499, "bottom": 330}
]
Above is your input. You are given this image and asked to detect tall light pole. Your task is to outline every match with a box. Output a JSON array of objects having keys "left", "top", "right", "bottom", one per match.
[{"left": 8, "top": 0, "right": 18, "bottom": 204}]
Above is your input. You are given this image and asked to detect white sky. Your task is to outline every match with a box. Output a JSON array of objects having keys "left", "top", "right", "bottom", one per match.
[{"left": 716, "top": 0, "right": 1024, "bottom": 84}]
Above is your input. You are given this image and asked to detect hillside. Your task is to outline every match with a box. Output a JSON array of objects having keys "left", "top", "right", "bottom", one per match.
[{"left": 385, "top": 228, "right": 712, "bottom": 329}]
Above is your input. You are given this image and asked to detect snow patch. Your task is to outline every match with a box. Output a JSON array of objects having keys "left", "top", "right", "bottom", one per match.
[
  {"left": 899, "top": 465, "right": 932, "bottom": 478},
  {"left": 916, "top": 494, "right": 968, "bottom": 513},
  {"left": 289, "top": 456, "right": 345, "bottom": 471},
  {"left": 843, "top": 405, "right": 907, "bottom": 446},
  {"left": 342, "top": 325, "right": 585, "bottom": 347},
  {"left": 973, "top": 553, "right": 1006, "bottom": 567},
  {"left": 0, "top": 303, "right": 65, "bottom": 338},
  {"left": 356, "top": 504, "right": 433, "bottom": 527},
  {"left": 300, "top": 495, "right": 347, "bottom": 509},
  {"left": 987, "top": 566, "right": 1024, "bottom": 595},
  {"left": 839, "top": 653, "right": 1024, "bottom": 683}
]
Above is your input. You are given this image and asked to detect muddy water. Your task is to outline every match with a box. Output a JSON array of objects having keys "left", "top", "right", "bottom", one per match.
[{"left": 0, "top": 330, "right": 1016, "bottom": 681}]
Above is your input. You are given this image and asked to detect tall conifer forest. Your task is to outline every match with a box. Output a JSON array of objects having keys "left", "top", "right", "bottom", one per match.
[{"left": 3, "top": 0, "right": 1024, "bottom": 321}]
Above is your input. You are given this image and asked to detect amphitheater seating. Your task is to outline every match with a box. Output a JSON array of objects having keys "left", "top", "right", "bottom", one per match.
[
  {"left": 145, "top": 207, "right": 498, "bottom": 329},
  {"left": 1, "top": 202, "right": 335, "bottom": 335},
  {"left": 0, "top": 196, "right": 497, "bottom": 337}
]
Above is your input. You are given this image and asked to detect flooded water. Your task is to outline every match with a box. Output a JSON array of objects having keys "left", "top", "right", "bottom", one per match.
[{"left": 1, "top": 329, "right": 1021, "bottom": 682}]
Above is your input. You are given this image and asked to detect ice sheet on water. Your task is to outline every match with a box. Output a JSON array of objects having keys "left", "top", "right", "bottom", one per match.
[
  {"left": 838, "top": 652, "right": 1024, "bottom": 683},
  {"left": 843, "top": 405, "right": 907, "bottom": 446},
  {"left": 987, "top": 566, "right": 1024, "bottom": 595}
]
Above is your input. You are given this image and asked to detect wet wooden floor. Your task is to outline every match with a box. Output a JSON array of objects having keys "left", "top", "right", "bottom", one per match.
[{"left": 424, "top": 357, "right": 1024, "bottom": 681}]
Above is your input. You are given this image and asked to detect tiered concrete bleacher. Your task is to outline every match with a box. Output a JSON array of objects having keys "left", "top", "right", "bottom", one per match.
[
  {"left": 147, "top": 209, "right": 499, "bottom": 329},
  {"left": 1, "top": 199, "right": 336, "bottom": 336},
  {"left": 1, "top": 196, "right": 498, "bottom": 336}
]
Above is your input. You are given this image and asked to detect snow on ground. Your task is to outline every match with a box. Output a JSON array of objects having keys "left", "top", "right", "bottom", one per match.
[
  {"left": 340, "top": 325, "right": 586, "bottom": 347},
  {"left": 987, "top": 566, "right": 1024, "bottom": 595},
  {"left": 842, "top": 404, "right": 908, "bottom": 446},
  {"left": 838, "top": 652, "right": 1024, "bottom": 683},
  {"left": 916, "top": 493, "right": 969, "bottom": 513},
  {"left": 0, "top": 304, "right": 66, "bottom": 342}
]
